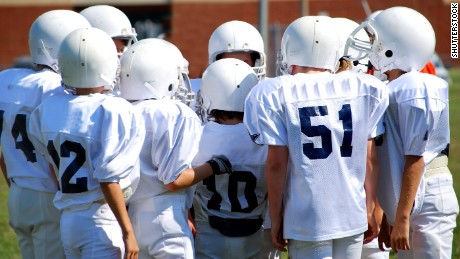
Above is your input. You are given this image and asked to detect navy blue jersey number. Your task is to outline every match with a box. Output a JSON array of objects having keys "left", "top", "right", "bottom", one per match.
[
  {"left": 299, "top": 104, "right": 353, "bottom": 159},
  {"left": 47, "top": 140, "right": 87, "bottom": 193},
  {"left": 203, "top": 171, "right": 258, "bottom": 213},
  {"left": 0, "top": 110, "right": 37, "bottom": 162}
]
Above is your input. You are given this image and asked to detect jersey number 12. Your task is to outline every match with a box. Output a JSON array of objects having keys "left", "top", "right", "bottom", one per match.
[{"left": 47, "top": 140, "right": 88, "bottom": 193}]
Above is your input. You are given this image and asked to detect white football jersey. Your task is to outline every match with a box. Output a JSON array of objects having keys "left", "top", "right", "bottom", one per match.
[
  {"left": 192, "top": 121, "right": 268, "bottom": 221},
  {"left": 244, "top": 71, "right": 388, "bottom": 241},
  {"left": 28, "top": 93, "right": 145, "bottom": 210},
  {"left": 376, "top": 71, "right": 450, "bottom": 225},
  {"left": 128, "top": 99, "right": 203, "bottom": 203},
  {"left": 0, "top": 68, "right": 64, "bottom": 192}
]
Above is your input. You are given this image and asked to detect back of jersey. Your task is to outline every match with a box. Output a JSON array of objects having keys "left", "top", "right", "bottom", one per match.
[
  {"left": 244, "top": 71, "right": 388, "bottom": 241},
  {"left": 193, "top": 122, "right": 268, "bottom": 221},
  {"left": 28, "top": 93, "right": 144, "bottom": 210},
  {"left": 0, "top": 68, "right": 63, "bottom": 192},
  {"left": 376, "top": 71, "right": 449, "bottom": 224},
  {"left": 129, "top": 99, "right": 202, "bottom": 202}
]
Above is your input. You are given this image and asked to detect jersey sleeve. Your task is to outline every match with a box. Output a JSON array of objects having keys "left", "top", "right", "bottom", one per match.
[
  {"left": 244, "top": 79, "right": 288, "bottom": 146},
  {"left": 397, "top": 98, "right": 429, "bottom": 156},
  {"left": 369, "top": 116, "right": 385, "bottom": 139},
  {"left": 93, "top": 100, "right": 146, "bottom": 182},
  {"left": 153, "top": 107, "right": 203, "bottom": 184},
  {"left": 366, "top": 78, "right": 389, "bottom": 139}
]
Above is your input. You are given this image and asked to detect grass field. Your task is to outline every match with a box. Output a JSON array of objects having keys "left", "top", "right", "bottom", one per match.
[{"left": 1, "top": 68, "right": 460, "bottom": 258}]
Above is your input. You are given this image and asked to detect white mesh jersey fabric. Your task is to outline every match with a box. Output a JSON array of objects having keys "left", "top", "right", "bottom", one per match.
[
  {"left": 193, "top": 121, "right": 268, "bottom": 221},
  {"left": 244, "top": 71, "right": 388, "bottom": 241},
  {"left": 376, "top": 71, "right": 450, "bottom": 224}
]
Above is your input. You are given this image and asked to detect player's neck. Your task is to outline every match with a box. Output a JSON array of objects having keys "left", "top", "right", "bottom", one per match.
[
  {"left": 291, "top": 65, "right": 327, "bottom": 75},
  {"left": 215, "top": 117, "right": 242, "bottom": 125},
  {"left": 75, "top": 86, "right": 105, "bottom": 95},
  {"left": 386, "top": 69, "right": 407, "bottom": 82},
  {"left": 34, "top": 64, "right": 56, "bottom": 73}
]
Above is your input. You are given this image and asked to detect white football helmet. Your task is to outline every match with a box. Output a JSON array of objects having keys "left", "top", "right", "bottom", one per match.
[
  {"left": 277, "top": 16, "right": 340, "bottom": 75},
  {"left": 333, "top": 17, "right": 370, "bottom": 73},
  {"left": 208, "top": 20, "right": 266, "bottom": 79},
  {"left": 58, "top": 27, "right": 119, "bottom": 90},
  {"left": 197, "top": 58, "right": 258, "bottom": 122},
  {"left": 119, "top": 39, "right": 180, "bottom": 101},
  {"left": 28, "top": 10, "right": 91, "bottom": 72},
  {"left": 346, "top": 6, "right": 435, "bottom": 73},
  {"left": 80, "top": 5, "right": 137, "bottom": 53}
]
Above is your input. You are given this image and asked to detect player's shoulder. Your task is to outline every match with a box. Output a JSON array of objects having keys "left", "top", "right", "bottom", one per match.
[
  {"left": 23, "top": 68, "right": 61, "bottom": 85},
  {"left": 0, "top": 68, "right": 34, "bottom": 78},
  {"left": 393, "top": 70, "right": 447, "bottom": 88},
  {"left": 0, "top": 68, "right": 35, "bottom": 87},
  {"left": 391, "top": 71, "right": 448, "bottom": 102},
  {"left": 100, "top": 95, "right": 135, "bottom": 111},
  {"left": 247, "top": 76, "right": 284, "bottom": 101},
  {"left": 337, "top": 71, "right": 389, "bottom": 98},
  {"left": 137, "top": 99, "right": 199, "bottom": 120},
  {"left": 338, "top": 70, "right": 386, "bottom": 87}
]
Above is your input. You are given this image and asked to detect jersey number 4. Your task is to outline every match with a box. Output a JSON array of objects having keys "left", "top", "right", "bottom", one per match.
[
  {"left": 0, "top": 111, "right": 37, "bottom": 162},
  {"left": 47, "top": 140, "right": 88, "bottom": 193},
  {"left": 203, "top": 171, "right": 258, "bottom": 213},
  {"left": 299, "top": 104, "right": 353, "bottom": 159}
]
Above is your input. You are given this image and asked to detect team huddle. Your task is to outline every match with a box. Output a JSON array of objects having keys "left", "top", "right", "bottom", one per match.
[{"left": 0, "top": 4, "right": 458, "bottom": 259}]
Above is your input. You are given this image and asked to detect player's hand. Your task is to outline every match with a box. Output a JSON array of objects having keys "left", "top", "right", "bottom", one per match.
[
  {"left": 363, "top": 212, "right": 378, "bottom": 244},
  {"left": 270, "top": 216, "right": 288, "bottom": 252},
  {"left": 207, "top": 155, "right": 232, "bottom": 175},
  {"left": 124, "top": 231, "right": 139, "bottom": 259},
  {"left": 378, "top": 214, "right": 391, "bottom": 252},
  {"left": 187, "top": 210, "right": 196, "bottom": 238},
  {"left": 390, "top": 218, "right": 410, "bottom": 253}
]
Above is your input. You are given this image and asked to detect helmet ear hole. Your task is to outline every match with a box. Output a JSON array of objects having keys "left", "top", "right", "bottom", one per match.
[
  {"left": 168, "top": 84, "right": 173, "bottom": 91},
  {"left": 385, "top": 50, "right": 393, "bottom": 57}
]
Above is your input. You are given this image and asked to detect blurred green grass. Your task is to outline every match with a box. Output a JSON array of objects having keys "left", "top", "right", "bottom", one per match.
[
  {"left": 448, "top": 67, "right": 460, "bottom": 259},
  {"left": 0, "top": 170, "right": 20, "bottom": 258}
]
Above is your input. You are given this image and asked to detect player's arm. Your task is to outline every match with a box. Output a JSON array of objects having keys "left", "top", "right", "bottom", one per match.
[
  {"left": 0, "top": 151, "right": 10, "bottom": 187},
  {"left": 266, "top": 145, "right": 289, "bottom": 252},
  {"left": 100, "top": 182, "right": 139, "bottom": 259},
  {"left": 364, "top": 139, "right": 379, "bottom": 243},
  {"left": 165, "top": 156, "right": 232, "bottom": 191},
  {"left": 391, "top": 155, "right": 424, "bottom": 252},
  {"left": 166, "top": 164, "right": 212, "bottom": 191},
  {"left": 48, "top": 163, "right": 60, "bottom": 190}
]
